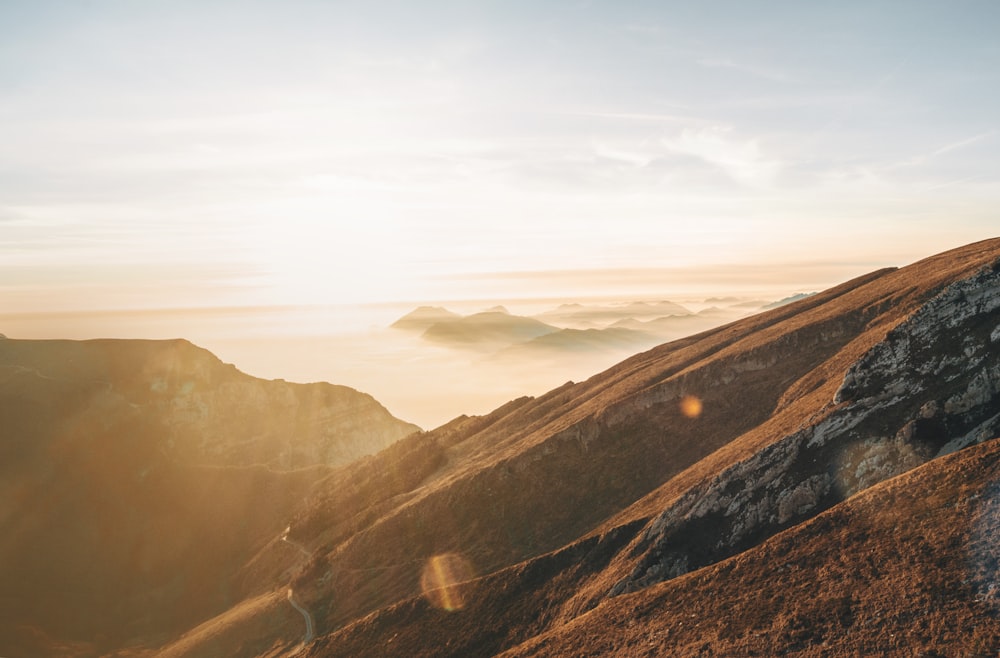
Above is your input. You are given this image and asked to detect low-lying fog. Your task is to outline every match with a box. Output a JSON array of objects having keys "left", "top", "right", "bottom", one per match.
[{"left": 0, "top": 293, "right": 810, "bottom": 429}]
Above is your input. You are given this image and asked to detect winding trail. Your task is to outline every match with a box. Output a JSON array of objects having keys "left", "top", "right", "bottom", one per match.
[
  {"left": 280, "top": 527, "right": 316, "bottom": 646},
  {"left": 286, "top": 588, "right": 315, "bottom": 644}
]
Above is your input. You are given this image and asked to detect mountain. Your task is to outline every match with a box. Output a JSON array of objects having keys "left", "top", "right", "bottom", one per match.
[
  {"left": 0, "top": 339, "right": 417, "bottom": 656},
  {"left": 281, "top": 238, "right": 999, "bottom": 656},
  {"left": 0, "top": 338, "right": 419, "bottom": 468},
  {"left": 535, "top": 300, "right": 691, "bottom": 327},
  {"left": 5, "top": 238, "right": 1000, "bottom": 657},
  {"left": 763, "top": 291, "right": 817, "bottom": 309},
  {"left": 319, "top": 434, "right": 1000, "bottom": 657},
  {"left": 391, "top": 302, "right": 727, "bottom": 359},
  {"left": 420, "top": 312, "right": 559, "bottom": 348},
  {"left": 498, "top": 327, "right": 657, "bottom": 356},
  {"left": 390, "top": 306, "right": 461, "bottom": 331},
  {"left": 608, "top": 309, "right": 740, "bottom": 339}
]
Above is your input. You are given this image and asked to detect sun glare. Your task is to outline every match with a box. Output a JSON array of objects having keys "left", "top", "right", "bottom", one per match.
[
  {"left": 420, "top": 553, "right": 475, "bottom": 612},
  {"left": 680, "top": 395, "right": 703, "bottom": 419}
]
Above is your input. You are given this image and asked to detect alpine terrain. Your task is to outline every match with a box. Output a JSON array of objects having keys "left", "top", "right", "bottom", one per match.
[{"left": 2, "top": 238, "right": 999, "bottom": 656}]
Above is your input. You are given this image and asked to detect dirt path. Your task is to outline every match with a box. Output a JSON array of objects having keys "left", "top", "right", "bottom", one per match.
[
  {"left": 280, "top": 527, "right": 316, "bottom": 646},
  {"left": 286, "top": 588, "right": 315, "bottom": 644}
]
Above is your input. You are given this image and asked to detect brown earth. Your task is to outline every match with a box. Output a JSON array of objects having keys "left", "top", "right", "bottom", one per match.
[
  {"left": 305, "top": 435, "right": 1000, "bottom": 657},
  {"left": 290, "top": 237, "right": 1000, "bottom": 656},
  {"left": 3, "top": 238, "right": 999, "bottom": 657},
  {"left": 0, "top": 338, "right": 416, "bottom": 656}
]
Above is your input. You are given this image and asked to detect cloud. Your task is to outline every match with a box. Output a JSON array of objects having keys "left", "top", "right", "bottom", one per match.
[
  {"left": 871, "top": 130, "right": 998, "bottom": 177},
  {"left": 928, "top": 131, "right": 997, "bottom": 158},
  {"left": 660, "top": 126, "right": 781, "bottom": 187}
]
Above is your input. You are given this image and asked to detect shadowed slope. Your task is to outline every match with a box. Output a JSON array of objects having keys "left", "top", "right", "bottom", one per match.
[
  {"left": 302, "top": 436, "right": 1000, "bottom": 657},
  {"left": 499, "top": 435, "right": 1000, "bottom": 657},
  {"left": 289, "top": 238, "right": 1000, "bottom": 657},
  {"left": 0, "top": 338, "right": 417, "bottom": 656},
  {"left": 266, "top": 239, "right": 1000, "bottom": 652}
]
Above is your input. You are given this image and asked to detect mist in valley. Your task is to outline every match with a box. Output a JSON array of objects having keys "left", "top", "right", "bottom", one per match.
[{"left": 0, "top": 292, "right": 804, "bottom": 429}]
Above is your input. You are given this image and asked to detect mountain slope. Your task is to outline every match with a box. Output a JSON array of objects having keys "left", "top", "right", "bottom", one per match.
[
  {"left": 499, "top": 434, "right": 1000, "bottom": 657},
  {"left": 303, "top": 434, "right": 1000, "bottom": 657},
  {"left": 0, "top": 338, "right": 419, "bottom": 469},
  {"left": 279, "top": 238, "right": 1000, "bottom": 657},
  {"left": 0, "top": 338, "right": 417, "bottom": 656},
  {"left": 6, "top": 238, "right": 1000, "bottom": 657}
]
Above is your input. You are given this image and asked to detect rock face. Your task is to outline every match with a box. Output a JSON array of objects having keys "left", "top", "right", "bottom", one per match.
[
  {"left": 612, "top": 258, "right": 1000, "bottom": 596},
  {"left": 0, "top": 338, "right": 419, "bottom": 468}
]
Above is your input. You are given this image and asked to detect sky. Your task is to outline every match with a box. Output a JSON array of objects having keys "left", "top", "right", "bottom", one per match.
[{"left": 2, "top": 0, "right": 999, "bottom": 313}]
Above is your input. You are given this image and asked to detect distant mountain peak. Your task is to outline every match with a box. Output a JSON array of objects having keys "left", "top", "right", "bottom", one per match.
[
  {"left": 763, "top": 291, "right": 817, "bottom": 309},
  {"left": 390, "top": 305, "right": 460, "bottom": 330},
  {"left": 422, "top": 311, "right": 557, "bottom": 348}
]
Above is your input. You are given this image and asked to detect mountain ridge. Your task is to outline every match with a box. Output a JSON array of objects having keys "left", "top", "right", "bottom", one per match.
[
  {"left": 289, "top": 239, "right": 1000, "bottom": 656},
  {"left": 0, "top": 337, "right": 419, "bottom": 655},
  {"left": 3, "top": 238, "right": 999, "bottom": 657}
]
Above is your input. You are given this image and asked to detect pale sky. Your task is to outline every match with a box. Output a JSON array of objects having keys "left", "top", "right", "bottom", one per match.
[{"left": 2, "top": 0, "right": 999, "bottom": 311}]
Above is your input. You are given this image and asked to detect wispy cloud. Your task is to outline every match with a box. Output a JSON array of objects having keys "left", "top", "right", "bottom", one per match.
[
  {"left": 661, "top": 126, "right": 781, "bottom": 187},
  {"left": 929, "top": 131, "right": 997, "bottom": 157},
  {"left": 697, "top": 57, "right": 793, "bottom": 83},
  {"left": 886, "top": 130, "right": 997, "bottom": 170}
]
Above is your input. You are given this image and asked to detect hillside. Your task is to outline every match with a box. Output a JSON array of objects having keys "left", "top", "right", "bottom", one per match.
[
  {"left": 316, "top": 434, "right": 999, "bottom": 657},
  {"left": 281, "top": 237, "right": 999, "bottom": 656},
  {"left": 3, "top": 238, "right": 999, "bottom": 657},
  {"left": 0, "top": 339, "right": 417, "bottom": 656}
]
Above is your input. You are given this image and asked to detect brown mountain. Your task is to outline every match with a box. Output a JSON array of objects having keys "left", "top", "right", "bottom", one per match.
[
  {"left": 4, "top": 238, "right": 1000, "bottom": 657},
  {"left": 284, "top": 238, "right": 999, "bottom": 657},
  {"left": 0, "top": 339, "right": 417, "bottom": 656}
]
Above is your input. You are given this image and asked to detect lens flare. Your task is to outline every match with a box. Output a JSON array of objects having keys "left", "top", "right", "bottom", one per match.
[
  {"left": 420, "top": 553, "right": 474, "bottom": 612},
  {"left": 679, "top": 395, "right": 703, "bottom": 418}
]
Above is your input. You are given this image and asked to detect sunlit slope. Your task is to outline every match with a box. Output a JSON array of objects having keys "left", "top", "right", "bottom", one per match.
[
  {"left": 270, "top": 238, "right": 1000, "bottom": 654},
  {"left": 500, "top": 435, "right": 1000, "bottom": 657},
  {"left": 0, "top": 338, "right": 417, "bottom": 656},
  {"left": 301, "top": 435, "right": 1000, "bottom": 657},
  {"left": 8, "top": 238, "right": 997, "bottom": 657}
]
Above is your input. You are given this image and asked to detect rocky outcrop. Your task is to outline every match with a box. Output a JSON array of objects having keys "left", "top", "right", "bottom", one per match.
[{"left": 611, "top": 259, "right": 1000, "bottom": 595}]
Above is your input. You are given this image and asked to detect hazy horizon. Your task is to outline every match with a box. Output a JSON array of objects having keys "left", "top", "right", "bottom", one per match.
[
  {"left": 3, "top": 0, "right": 999, "bottom": 424},
  {"left": 3, "top": 0, "right": 998, "bottom": 318},
  {"left": 0, "top": 284, "right": 808, "bottom": 427}
]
